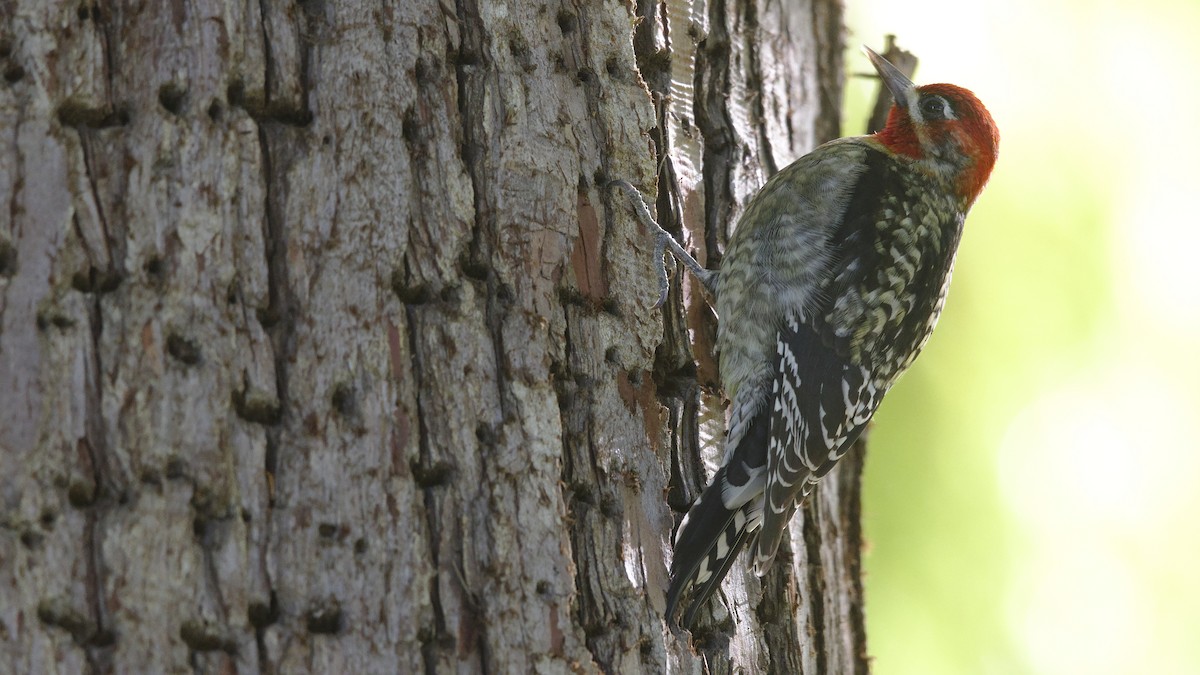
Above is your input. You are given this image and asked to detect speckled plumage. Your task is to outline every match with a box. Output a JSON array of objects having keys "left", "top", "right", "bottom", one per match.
[{"left": 666, "top": 49, "right": 998, "bottom": 628}]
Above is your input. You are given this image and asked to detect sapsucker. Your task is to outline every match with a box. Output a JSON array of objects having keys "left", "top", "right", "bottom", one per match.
[{"left": 645, "top": 47, "right": 1000, "bottom": 628}]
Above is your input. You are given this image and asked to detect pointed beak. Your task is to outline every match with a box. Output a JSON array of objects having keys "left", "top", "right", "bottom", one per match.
[{"left": 863, "top": 46, "right": 916, "bottom": 110}]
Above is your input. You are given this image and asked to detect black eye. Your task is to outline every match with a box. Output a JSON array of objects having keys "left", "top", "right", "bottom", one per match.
[{"left": 919, "top": 95, "right": 949, "bottom": 120}]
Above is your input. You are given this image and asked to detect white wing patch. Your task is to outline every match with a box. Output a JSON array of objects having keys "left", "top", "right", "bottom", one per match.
[{"left": 720, "top": 462, "right": 766, "bottom": 509}]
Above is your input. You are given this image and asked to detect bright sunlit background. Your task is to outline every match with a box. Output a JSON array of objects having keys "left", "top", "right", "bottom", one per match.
[{"left": 843, "top": 1, "right": 1200, "bottom": 673}]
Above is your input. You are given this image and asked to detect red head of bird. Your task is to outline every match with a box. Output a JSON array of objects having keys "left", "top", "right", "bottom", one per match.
[{"left": 865, "top": 46, "right": 1000, "bottom": 207}]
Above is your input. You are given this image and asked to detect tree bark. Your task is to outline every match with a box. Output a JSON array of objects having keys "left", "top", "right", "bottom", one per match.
[{"left": 0, "top": 0, "right": 865, "bottom": 672}]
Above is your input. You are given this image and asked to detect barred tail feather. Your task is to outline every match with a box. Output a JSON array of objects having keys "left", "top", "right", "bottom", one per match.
[
  {"left": 680, "top": 516, "right": 755, "bottom": 628},
  {"left": 665, "top": 467, "right": 759, "bottom": 628}
]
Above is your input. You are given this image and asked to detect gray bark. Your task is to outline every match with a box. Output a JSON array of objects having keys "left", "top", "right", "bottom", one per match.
[{"left": 0, "top": 0, "right": 865, "bottom": 672}]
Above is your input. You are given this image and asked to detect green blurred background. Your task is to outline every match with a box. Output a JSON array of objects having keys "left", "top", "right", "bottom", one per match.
[{"left": 843, "top": 0, "right": 1200, "bottom": 673}]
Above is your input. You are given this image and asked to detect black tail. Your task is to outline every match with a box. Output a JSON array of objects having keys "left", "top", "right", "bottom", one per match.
[{"left": 665, "top": 467, "right": 758, "bottom": 628}]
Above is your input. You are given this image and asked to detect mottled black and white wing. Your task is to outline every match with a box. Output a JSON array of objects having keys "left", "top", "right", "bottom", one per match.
[{"left": 750, "top": 313, "right": 882, "bottom": 573}]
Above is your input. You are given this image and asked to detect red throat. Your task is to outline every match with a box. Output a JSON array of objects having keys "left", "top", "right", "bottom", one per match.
[{"left": 875, "top": 107, "right": 922, "bottom": 159}]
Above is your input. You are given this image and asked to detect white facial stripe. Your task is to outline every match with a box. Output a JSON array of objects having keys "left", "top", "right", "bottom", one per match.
[
  {"left": 940, "top": 97, "right": 956, "bottom": 120},
  {"left": 904, "top": 89, "right": 922, "bottom": 115}
]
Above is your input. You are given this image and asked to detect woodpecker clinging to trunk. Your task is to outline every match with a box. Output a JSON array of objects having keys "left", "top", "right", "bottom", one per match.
[{"left": 616, "top": 46, "right": 999, "bottom": 628}]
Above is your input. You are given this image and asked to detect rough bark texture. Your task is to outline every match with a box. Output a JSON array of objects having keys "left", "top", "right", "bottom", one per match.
[{"left": 0, "top": 0, "right": 865, "bottom": 672}]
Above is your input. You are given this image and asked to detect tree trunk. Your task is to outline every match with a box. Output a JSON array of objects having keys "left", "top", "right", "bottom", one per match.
[{"left": 0, "top": 0, "right": 865, "bottom": 672}]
